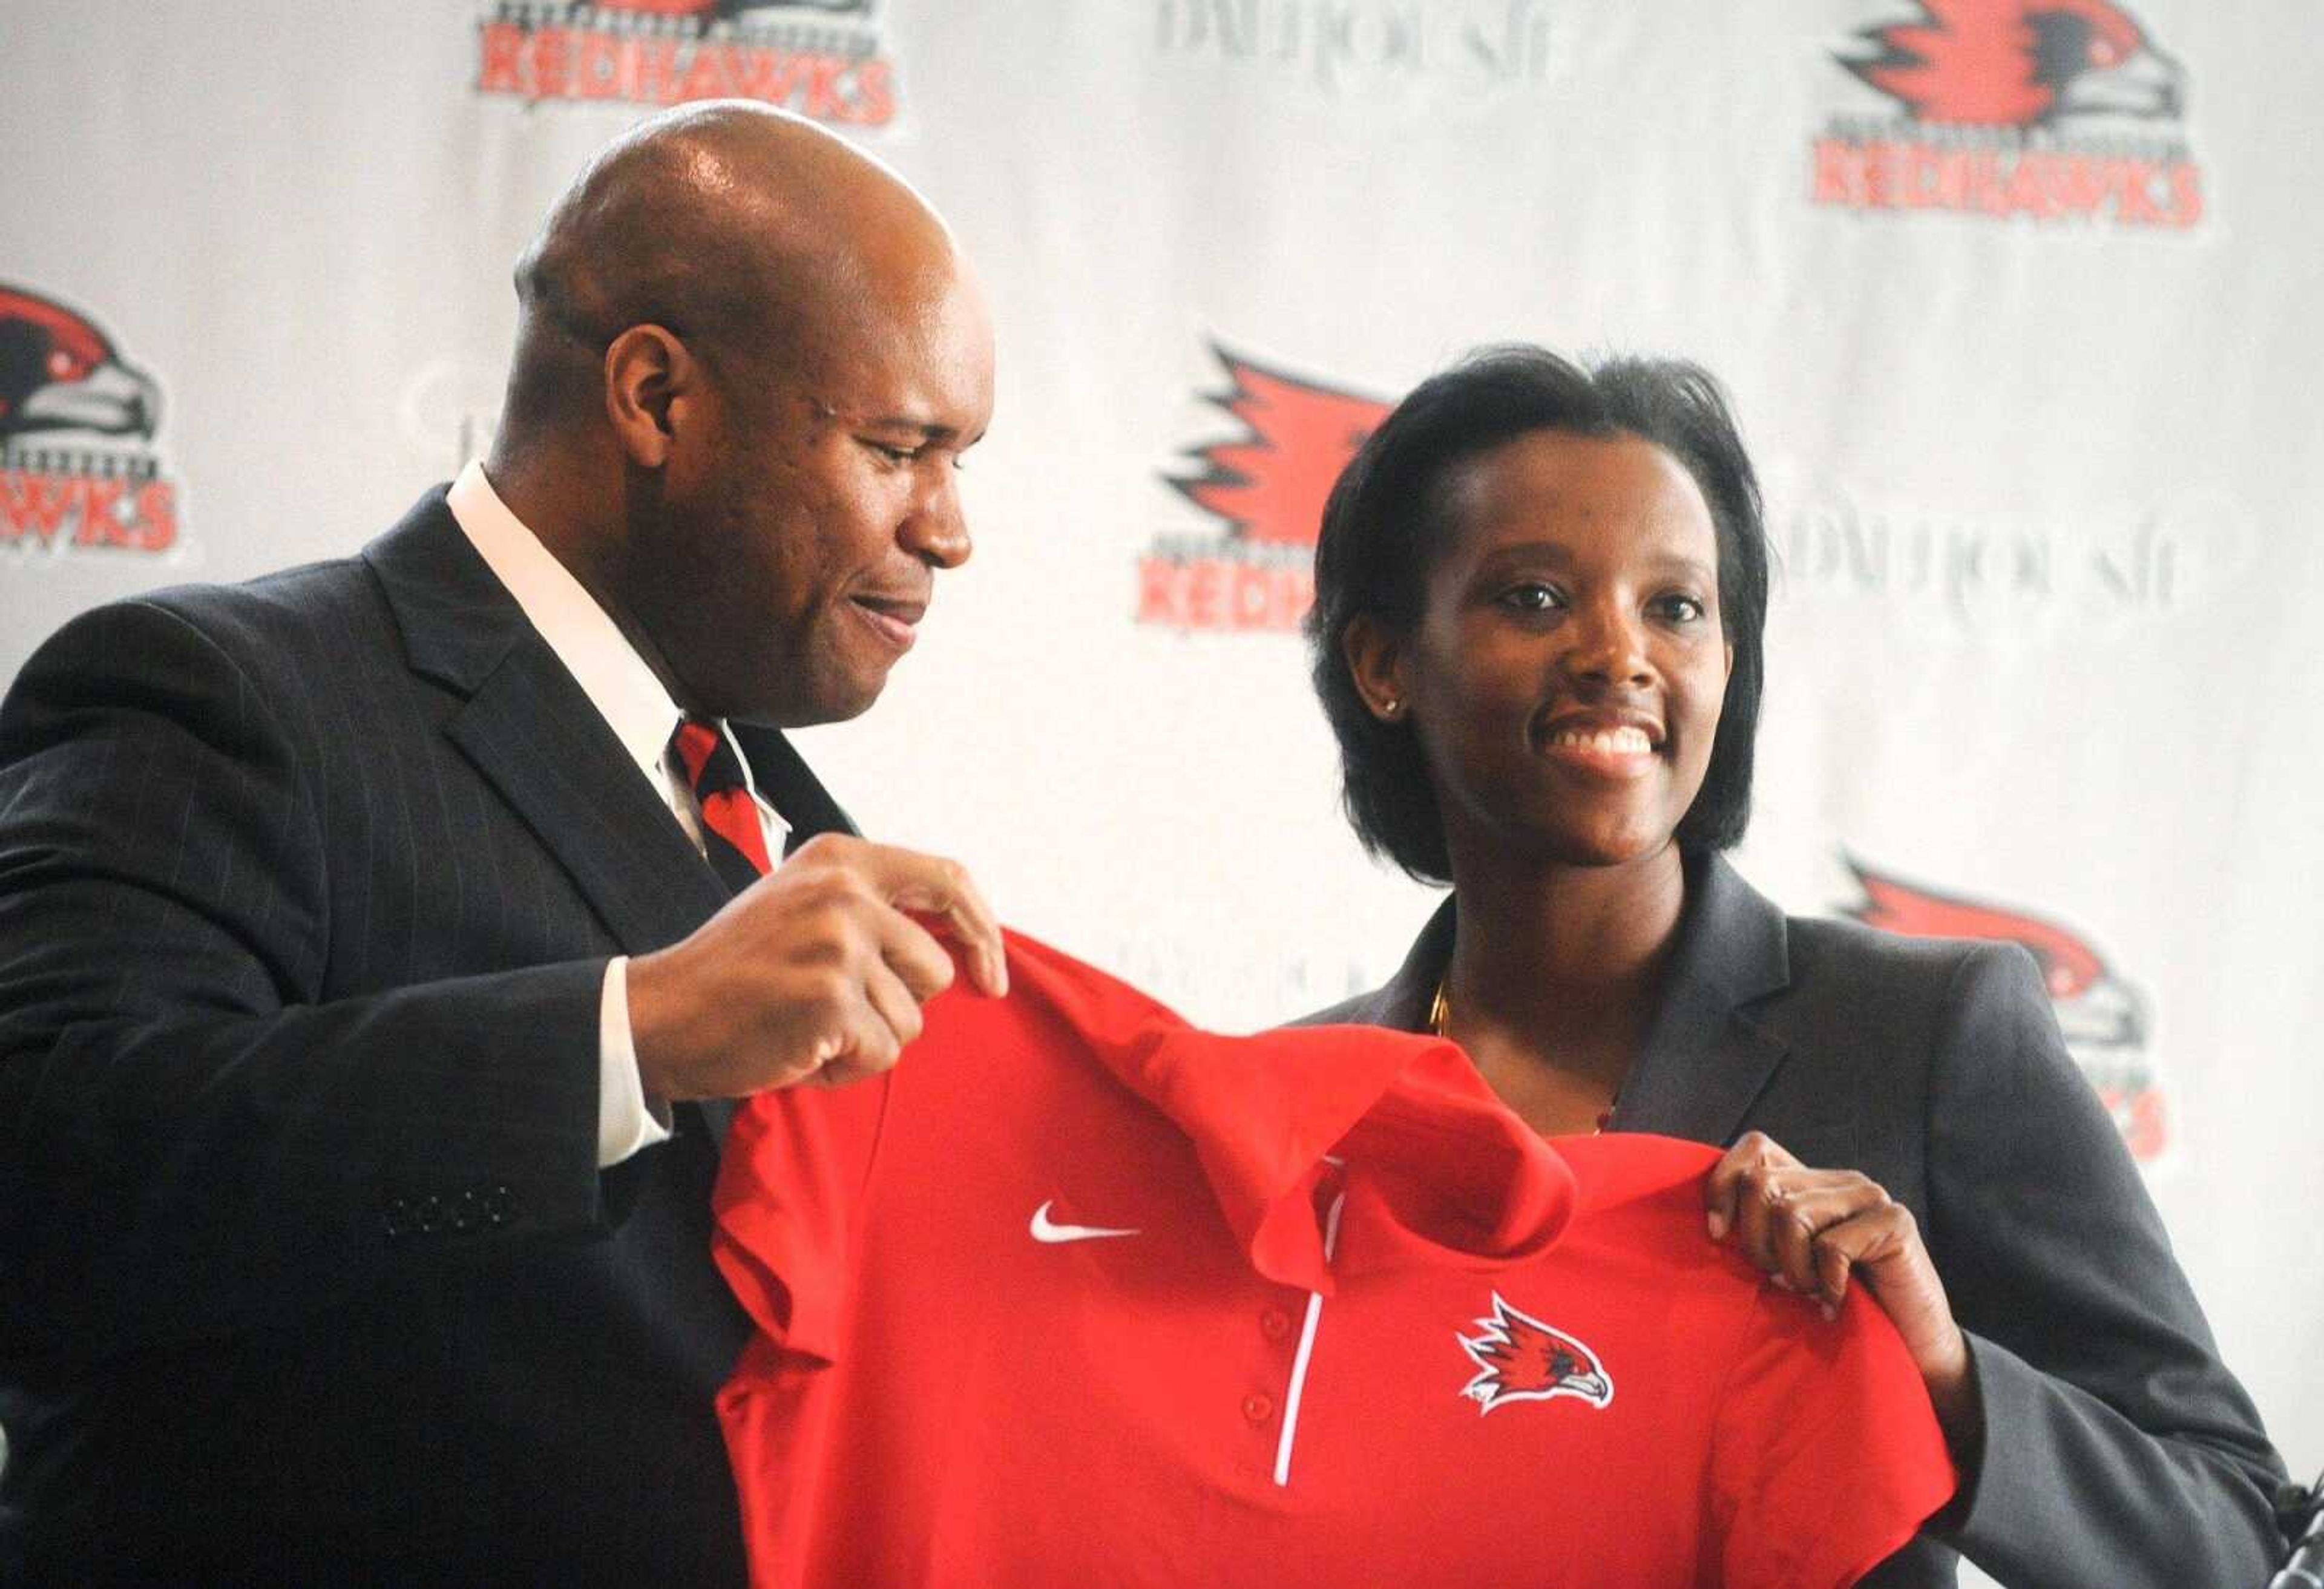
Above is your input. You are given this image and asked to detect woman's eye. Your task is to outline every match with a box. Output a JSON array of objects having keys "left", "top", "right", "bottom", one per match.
[
  {"left": 1498, "top": 583, "right": 1563, "bottom": 613},
  {"left": 1653, "top": 594, "right": 1707, "bottom": 623},
  {"left": 867, "top": 441, "right": 918, "bottom": 464}
]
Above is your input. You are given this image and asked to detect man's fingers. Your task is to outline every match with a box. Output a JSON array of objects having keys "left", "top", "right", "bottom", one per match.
[
  {"left": 824, "top": 986, "right": 905, "bottom": 1083},
  {"left": 798, "top": 920, "right": 934, "bottom": 1089},
  {"left": 852, "top": 843, "right": 1008, "bottom": 997},
  {"left": 860, "top": 954, "right": 925, "bottom": 1053},
  {"left": 876, "top": 907, "right": 956, "bottom": 1005}
]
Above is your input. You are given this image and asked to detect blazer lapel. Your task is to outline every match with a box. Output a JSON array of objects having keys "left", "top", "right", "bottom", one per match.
[
  {"left": 365, "top": 491, "right": 729, "bottom": 956},
  {"left": 447, "top": 660, "right": 730, "bottom": 953},
  {"left": 1371, "top": 896, "right": 1456, "bottom": 1031},
  {"left": 1615, "top": 853, "right": 1793, "bottom": 1146}
]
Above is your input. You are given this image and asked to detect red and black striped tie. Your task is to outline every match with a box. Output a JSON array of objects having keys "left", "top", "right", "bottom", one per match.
[{"left": 671, "top": 715, "right": 772, "bottom": 894}]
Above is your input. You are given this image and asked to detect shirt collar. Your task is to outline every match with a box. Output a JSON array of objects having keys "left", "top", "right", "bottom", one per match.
[
  {"left": 1000, "top": 932, "right": 1580, "bottom": 1294},
  {"left": 446, "top": 460, "right": 681, "bottom": 790}
]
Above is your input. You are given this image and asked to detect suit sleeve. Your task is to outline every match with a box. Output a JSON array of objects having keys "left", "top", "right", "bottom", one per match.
[
  {"left": 1923, "top": 943, "right": 2286, "bottom": 1587},
  {"left": 0, "top": 598, "right": 612, "bottom": 1360}
]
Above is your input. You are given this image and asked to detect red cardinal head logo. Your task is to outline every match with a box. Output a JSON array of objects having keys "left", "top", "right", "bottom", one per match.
[
  {"left": 1457, "top": 1293, "right": 1613, "bottom": 1415},
  {"left": 590, "top": 1, "right": 873, "bottom": 16},
  {"left": 1841, "top": 857, "right": 2162, "bottom": 1160},
  {"left": 1167, "top": 343, "right": 1389, "bottom": 549},
  {"left": 1842, "top": 0, "right": 2185, "bottom": 126},
  {"left": 0, "top": 286, "right": 160, "bottom": 444},
  {"left": 1845, "top": 857, "right": 2118, "bottom": 1002}
]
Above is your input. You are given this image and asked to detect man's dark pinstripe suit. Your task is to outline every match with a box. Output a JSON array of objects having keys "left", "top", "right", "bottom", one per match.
[{"left": 0, "top": 490, "right": 849, "bottom": 1583}]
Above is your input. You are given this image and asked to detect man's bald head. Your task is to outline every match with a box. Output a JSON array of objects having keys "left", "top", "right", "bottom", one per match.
[
  {"left": 484, "top": 102, "right": 994, "bottom": 727},
  {"left": 501, "top": 101, "right": 960, "bottom": 440}
]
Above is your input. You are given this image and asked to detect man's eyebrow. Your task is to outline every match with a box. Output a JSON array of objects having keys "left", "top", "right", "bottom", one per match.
[
  {"left": 806, "top": 395, "right": 982, "bottom": 447},
  {"left": 819, "top": 402, "right": 961, "bottom": 442},
  {"left": 805, "top": 395, "right": 934, "bottom": 433},
  {"left": 862, "top": 415, "right": 959, "bottom": 439}
]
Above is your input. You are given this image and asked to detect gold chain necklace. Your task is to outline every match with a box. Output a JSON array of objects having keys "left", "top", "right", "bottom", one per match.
[{"left": 1429, "top": 975, "right": 1618, "bottom": 1135}]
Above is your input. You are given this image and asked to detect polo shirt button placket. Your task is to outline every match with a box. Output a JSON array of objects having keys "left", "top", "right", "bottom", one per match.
[{"left": 1261, "top": 1179, "right": 1348, "bottom": 1490}]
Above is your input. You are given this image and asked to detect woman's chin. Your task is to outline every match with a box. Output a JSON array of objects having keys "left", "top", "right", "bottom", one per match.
[{"left": 1504, "top": 821, "right": 1681, "bottom": 874}]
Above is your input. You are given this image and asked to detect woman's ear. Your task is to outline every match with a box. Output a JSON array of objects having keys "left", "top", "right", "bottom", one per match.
[
  {"left": 603, "top": 324, "right": 698, "bottom": 470},
  {"left": 1342, "top": 615, "right": 1411, "bottom": 725}
]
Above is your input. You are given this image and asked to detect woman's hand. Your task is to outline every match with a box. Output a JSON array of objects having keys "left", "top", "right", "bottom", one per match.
[{"left": 1704, "top": 1131, "right": 1981, "bottom": 1450}]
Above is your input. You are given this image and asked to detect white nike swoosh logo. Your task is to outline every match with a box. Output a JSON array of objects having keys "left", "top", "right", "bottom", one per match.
[{"left": 1029, "top": 1199, "right": 1141, "bottom": 1244}]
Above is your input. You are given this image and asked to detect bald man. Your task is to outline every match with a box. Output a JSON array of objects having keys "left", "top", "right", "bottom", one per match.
[{"left": 0, "top": 103, "right": 1003, "bottom": 1584}]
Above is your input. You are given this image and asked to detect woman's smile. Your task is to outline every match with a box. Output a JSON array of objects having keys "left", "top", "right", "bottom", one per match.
[{"left": 1534, "top": 710, "right": 1665, "bottom": 778}]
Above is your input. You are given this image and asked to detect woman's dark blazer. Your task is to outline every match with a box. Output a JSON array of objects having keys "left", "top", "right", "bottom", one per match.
[{"left": 1300, "top": 852, "right": 2284, "bottom": 1589}]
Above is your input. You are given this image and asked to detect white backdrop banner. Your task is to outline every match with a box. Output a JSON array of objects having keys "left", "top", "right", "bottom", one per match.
[{"left": 4, "top": 0, "right": 2317, "bottom": 1535}]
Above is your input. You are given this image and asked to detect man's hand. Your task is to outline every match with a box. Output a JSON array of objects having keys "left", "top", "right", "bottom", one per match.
[
  {"left": 1705, "top": 1131, "right": 1981, "bottom": 1449},
  {"left": 626, "top": 833, "right": 1006, "bottom": 1101}
]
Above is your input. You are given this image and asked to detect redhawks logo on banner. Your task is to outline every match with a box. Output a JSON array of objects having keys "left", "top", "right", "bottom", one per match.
[
  {"left": 1812, "top": 1, "right": 2204, "bottom": 228},
  {"left": 1137, "top": 342, "right": 1387, "bottom": 634},
  {"left": 0, "top": 284, "right": 180, "bottom": 557},
  {"left": 1843, "top": 857, "right": 2169, "bottom": 1161},
  {"left": 476, "top": 0, "right": 898, "bottom": 124}
]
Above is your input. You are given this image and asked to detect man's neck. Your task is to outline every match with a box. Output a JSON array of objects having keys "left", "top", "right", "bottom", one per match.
[{"left": 484, "top": 447, "right": 701, "bottom": 717}]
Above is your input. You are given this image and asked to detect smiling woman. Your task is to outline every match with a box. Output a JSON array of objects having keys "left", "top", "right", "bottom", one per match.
[
  {"left": 1297, "top": 346, "right": 2286, "bottom": 1587},
  {"left": 1349, "top": 427, "right": 1734, "bottom": 876}
]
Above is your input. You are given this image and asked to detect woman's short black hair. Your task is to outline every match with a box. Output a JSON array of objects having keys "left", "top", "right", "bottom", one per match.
[{"left": 1305, "top": 346, "right": 1769, "bottom": 884}]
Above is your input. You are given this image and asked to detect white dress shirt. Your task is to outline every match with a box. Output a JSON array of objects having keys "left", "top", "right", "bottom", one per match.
[{"left": 445, "top": 461, "right": 789, "bottom": 1167}]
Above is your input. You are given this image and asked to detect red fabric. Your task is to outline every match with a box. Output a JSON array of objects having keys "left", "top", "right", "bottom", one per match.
[
  {"left": 671, "top": 716, "right": 772, "bottom": 876},
  {"left": 714, "top": 932, "right": 1955, "bottom": 1589}
]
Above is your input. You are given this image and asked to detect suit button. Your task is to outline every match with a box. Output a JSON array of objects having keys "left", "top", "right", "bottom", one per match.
[
  {"left": 450, "top": 1189, "right": 481, "bottom": 1233},
  {"left": 416, "top": 1196, "right": 445, "bottom": 1234},
  {"left": 485, "top": 1185, "right": 518, "bottom": 1226},
  {"left": 381, "top": 1198, "right": 412, "bottom": 1239},
  {"left": 1259, "top": 1308, "right": 1293, "bottom": 1342},
  {"left": 1241, "top": 1393, "right": 1275, "bottom": 1424}
]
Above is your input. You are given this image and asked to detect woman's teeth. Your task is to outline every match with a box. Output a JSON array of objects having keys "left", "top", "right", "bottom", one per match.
[{"left": 1549, "top": 726, "right": 1653, "bottom": 754}]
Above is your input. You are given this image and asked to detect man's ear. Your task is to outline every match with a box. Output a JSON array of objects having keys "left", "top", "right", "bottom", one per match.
[
  {"left": 1342, "top": 614, "right": 1411, "bottom": 725},
  {"left": 603, "top": 324, "right": 698, "bottom": 470}
]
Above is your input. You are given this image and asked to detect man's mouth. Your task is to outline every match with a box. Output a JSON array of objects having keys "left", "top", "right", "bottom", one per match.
[{"left": 848, "top": 594, "right": 927, "bottom": 654}]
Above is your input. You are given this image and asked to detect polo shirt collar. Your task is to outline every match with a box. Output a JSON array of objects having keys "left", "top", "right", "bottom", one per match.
[{"left": 1097, "top": 1021, "right": 1580, "bottom": 1296}]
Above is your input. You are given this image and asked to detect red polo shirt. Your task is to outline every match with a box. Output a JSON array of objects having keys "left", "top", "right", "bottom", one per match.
[{"left": 714, "top": 932, "right": 1953, "bottom": 1588}]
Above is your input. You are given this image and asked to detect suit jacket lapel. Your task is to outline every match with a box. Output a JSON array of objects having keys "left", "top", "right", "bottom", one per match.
[
  {"left": 1615, "top": 853, "right": 1793, "bottom": 1146},
  {"left": 364, "top": 491, "right": 730, "bottom": 956},
  {"left": 1366, "top": 896, "right": 1456, "bottom": 1032}
]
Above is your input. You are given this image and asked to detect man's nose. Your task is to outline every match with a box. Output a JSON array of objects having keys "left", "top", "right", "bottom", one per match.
[{"left": 900, "top": 466, "right": 971, "bottom": 570}]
